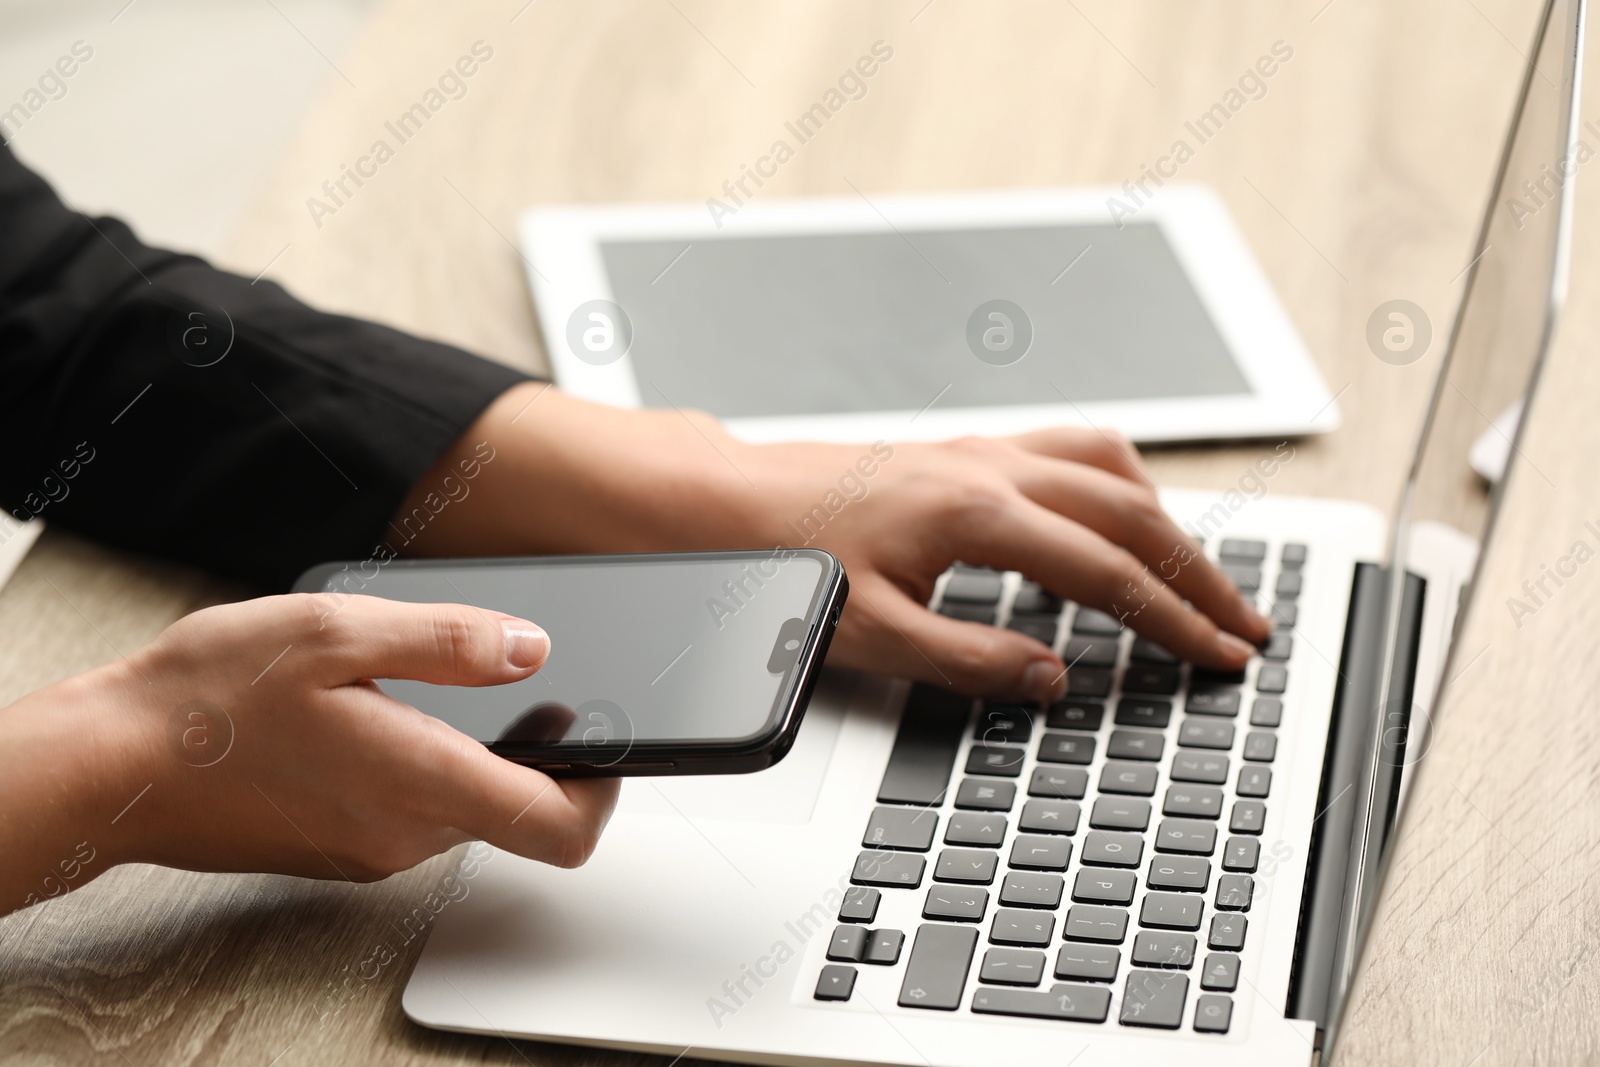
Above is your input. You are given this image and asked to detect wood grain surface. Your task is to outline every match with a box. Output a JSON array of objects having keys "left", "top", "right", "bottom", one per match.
[{"left": 3, "top": 1, "right": 1596, "bottom": 1064}]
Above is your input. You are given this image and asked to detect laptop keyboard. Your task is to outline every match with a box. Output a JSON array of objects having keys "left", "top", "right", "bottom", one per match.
[{"left": 814, "top": 538, "right": 1305, "bottom": 1036}]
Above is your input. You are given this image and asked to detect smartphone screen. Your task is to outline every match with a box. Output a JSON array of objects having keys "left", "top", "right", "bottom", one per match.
[{"left": 297, "top": 551, "right": 841, "bottom": 767}]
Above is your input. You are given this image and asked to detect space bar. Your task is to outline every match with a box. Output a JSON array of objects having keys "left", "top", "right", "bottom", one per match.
[{"left": 876, "top": 684, "right": 973, "bottom": 806}]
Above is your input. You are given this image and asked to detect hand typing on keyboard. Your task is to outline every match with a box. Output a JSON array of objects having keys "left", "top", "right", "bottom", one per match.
[{"left": 397, "top": 387, "right": 1272, "bottom": 703}]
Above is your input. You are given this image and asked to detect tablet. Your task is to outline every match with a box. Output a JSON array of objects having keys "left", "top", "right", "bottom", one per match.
[{"left": 518, "top": 186, "right": 1338, "bottom": 444}]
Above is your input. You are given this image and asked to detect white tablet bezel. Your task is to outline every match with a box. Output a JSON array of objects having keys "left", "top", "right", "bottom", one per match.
[{"left": 518, "top": 186, "right": 1339, "bottom": 444}]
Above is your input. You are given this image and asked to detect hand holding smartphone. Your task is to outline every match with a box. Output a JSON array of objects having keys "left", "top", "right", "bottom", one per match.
[{"left": 293, "top": 550, "right": 847, "bottom": 776}]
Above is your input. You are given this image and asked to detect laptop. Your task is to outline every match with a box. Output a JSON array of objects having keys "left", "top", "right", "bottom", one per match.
[{"left": 402, "top": 0, "right": 1584, "bottom": 1060}]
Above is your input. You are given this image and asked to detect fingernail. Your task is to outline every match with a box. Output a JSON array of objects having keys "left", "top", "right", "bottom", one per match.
[
  {"left": 503, "top": 621, "right": 549, "bottom": 669},
  {"left": 1216, "top": 632, "right": 1256, "bottom": 662},
  {"left": 1023, "top": 660, "right": 1067, "bottom": 703}
]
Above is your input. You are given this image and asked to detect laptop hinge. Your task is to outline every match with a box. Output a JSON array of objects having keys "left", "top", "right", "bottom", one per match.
[{"left": 1286, "top": 563, "right": 1426, "bottom": 1030}]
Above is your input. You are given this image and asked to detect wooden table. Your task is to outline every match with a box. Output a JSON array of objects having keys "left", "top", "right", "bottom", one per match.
[{"left": 5, "top": 1, "right": 1599, "bottom": 1063}]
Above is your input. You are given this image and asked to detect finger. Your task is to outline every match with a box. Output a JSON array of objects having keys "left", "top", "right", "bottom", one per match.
[
  {"left": 1007, "top": 454, "right": 1271, "bottom": 644},
  {"left": 296, "top": 594, "right": 550, "bottom": 687},
  {"left": 1007, "top": 425, "right": 1153, "bottom": 487},
  {"left": 830, "top": 574, "right": 1069, "bottom": 702},
  {"left": 411, "top": 715, "right": 620, "bottom": 868},
  {"left": 955, "top": 493, "right": 1259, "bottom": 670}
]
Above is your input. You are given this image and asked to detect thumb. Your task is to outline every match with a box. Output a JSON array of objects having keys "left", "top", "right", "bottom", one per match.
[{"left": 299, "top": 594, "right": 549, "bottom": 687}]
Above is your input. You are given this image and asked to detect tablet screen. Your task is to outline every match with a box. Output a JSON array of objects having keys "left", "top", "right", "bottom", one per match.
[{"left": 599, "top": 221, "right": 1251, "bottom": 418}]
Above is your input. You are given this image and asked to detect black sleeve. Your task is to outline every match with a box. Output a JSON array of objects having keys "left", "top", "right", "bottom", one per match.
[{"left": 0, "top": 142, "right": 531, "bottom": 589}]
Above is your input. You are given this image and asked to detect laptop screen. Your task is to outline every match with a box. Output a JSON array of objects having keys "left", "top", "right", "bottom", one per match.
[{"left": 1332, "top": 0, "right": 1584, "bottom": 1037}]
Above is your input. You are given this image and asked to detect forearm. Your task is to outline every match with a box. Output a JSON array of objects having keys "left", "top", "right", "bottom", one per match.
[
  {"left": 0, "top": 666, "right": 148, "bottom": 915},
  {"left": 390, "top": 383, "right": 775, "bottom": 558}
]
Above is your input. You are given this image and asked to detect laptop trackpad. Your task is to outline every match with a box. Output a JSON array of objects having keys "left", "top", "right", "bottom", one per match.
[{"left": 613, "top": 671, "right": 854, "bottom": 825}]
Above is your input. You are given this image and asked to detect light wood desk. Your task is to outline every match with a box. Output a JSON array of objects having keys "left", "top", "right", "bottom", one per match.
[{"left": 4, "top": 1, "right": 1600, "bottom": 1063}]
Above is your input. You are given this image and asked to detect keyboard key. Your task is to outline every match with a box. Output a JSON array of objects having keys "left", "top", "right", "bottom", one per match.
[
  {"left": 1178, "top": 720, "right": 1235, "bottom": 750},
  {"left": 1201, "top": 952, "right": 1241, "bottom": 991},
  {"left": 1090, "top": 797, "right": 1151, "bottom": 831},
  {"left": 1038, "top": 733, "right": 1096, "bottom": 765},
  {"left": 1262, "top": 631, "right": 1293, "bottom": 661},
  {"left": 1256, "top": 665, "right": 1288, "bottom": 694},
  {"left": 980, "top": 947, "right": 1046, "bottom": 986},
  {"left": 898, "top": 924, "right": 978, "bottom": 1009},
  {"left": 955, "top": 777, "right": 1016, "bottom": 811},
  {"left": 815, "top": 964, "right": 857, "bottom": 1001},
  {"left": 1243, "top": 732, "right": 1278, "bottom": 762},
  {"left": 1046, "top": 700, "right": 1105, "bottom": 732},
  {"left": 1000, "top": 872, "right": 1065, "bottom": 909},
  {"left": 1156, "top": 819, "right": 1217, "bottom": 855},
  {"left": 1080, "top": 831, "right": 1144, "bottom": 868},
  {"left": 1119, "top": 971, "right": 1187, "bottom": 1028},
  {"left": 1072, "top": 868, "right": 1137, "bottom": 905},
  {"left": 866, "top": 928, "right": 905, "bottom": 964},
  {"left": 1008, "top": 615, "right": 1059, "bottom": 645},
  {"left": 1216, "top": 875, "right": 1254, "bottom": 911},
  {"left": 852, "top": 850, "right": 925, "bottom": 888},
  {"left": 1250, "top": 697, "right": 1284, "bottom": 727},
  {"left": 1012, "top": 581, "right": 1062, "bottom": 615},
  {"left": 990, "top": 909, "right": 1055, "bottom": 946},
  {"left": 940, "top": 603, "right": 997, "bottom": 624},
  {"left": 1028, "top": 766, "right": 1088, "bottom": 799},
  {"left": 1115, "top": 698, "right": 1172, "bottom": 729},
  {"left": 1170, "top": 750, "right": 1229, "bottom": 784},
  {"left": 923, "top": 886, "right": 989, "bottom": 922},
  {"left": 1099, "top": 761, "right": 1159, "bottom": 796},
  {"left": 935, "top": 848, "right": 1000, "bottom": 885},
  {"left": 1071, "top": 608, "right": 1123, "bottom": 635},
  {"left": 1019, "top": 799, "right": 1081, "bottom": 835},
  {"left": 1163, "top": 785, "right": 1224, "bottom": 819},
  {"left": 1064, "top": 636, "right": 1119, "bottom": 667},
  {"left": 1270, "top": 600, "right": 1298, "bottom": 627},
  {"left": 1194, "top": 993, "right": 1233, "bottom": 1034},
  {"left": 827, "top": 925, "right": 868, "bottom": 961},
  {"left": 965, "top": 744, "right": 1026, "bottom": 778},
  {"left": 1222, "top": 837, "right": 1260, "bottom": 872},
  {"left": 1066, "top": 669, "right": 1113, "bottom": 698},
  {"left": 1275, "top": 571, "right": 1303, "bottom": 598},
  {"left": 864, "top": 806, "right": 938, "bottom": 851},
  {"left": 1191, "top": 666, "right": 1246, "bottom": 687},
  {"left": 1230, "top": 801, "right": 1267, "bottom": 835},
  {"left": 1281, "top": 542, "right": 1307, "bottom": 568},
  {"left": 1218, "top": 538, "right": 1267, "bottom": 562},
  {"left": 1237, "top": 767, "right": 1272, "bottom": 798},
  {"left": 839, "top": 886, "right": 880, "bottom": 923},
  {"left": 944, "top": 570, "right": 1004, "bottom": 604},
  {"left": 1208, "top": 914, "right": 1247, "bottom": 951},
  {"left": 1185, "top": 689, "right": 1241, "bottom": 717},
  {"left": 1131, "top": 931, "right": 1196, "bottom": 969},
  {"left": 1055, "top": 943, "right": 1121, "bottom": 982},
  {"left": 1063, "top": 905, "right": 1129, "bottom": 943},
  {"left": 878, "top": 685, "right": 971, "bottom": 805},
  {"left": 1107, "top": 729, "right": 1165, "bottom": 761},
  {"left": 1009, "top": 835, "right": 1072, "bottom": 871},
  {"left": 975, "top": 703, "right": 1033, "bottom": 745},
  {"left": 1140, "top": 892, "right": 1204, "bottom": 931},
  {"left": 1122, "top": 664, "right": 1180, "bottom": 696},
  {"left": 971, "top": 982, "right": 1113, "bottom": 1022},
  {"left": 1129, "top": 643, "right": 1178, "bottom": 675},
  {"left": 946, "top": 812, "right": 1008, "bottom": 847},
  {"left": 1147, "top": 855, "right": 1211, "bottom": 892},
  {"left": 1221, "top": 564, "right": 1261, "bottom": 592}
]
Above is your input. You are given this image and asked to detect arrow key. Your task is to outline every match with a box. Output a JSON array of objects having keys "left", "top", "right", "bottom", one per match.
[{"left": 814, "top": 964, "right": 857, "bottom": 1002}]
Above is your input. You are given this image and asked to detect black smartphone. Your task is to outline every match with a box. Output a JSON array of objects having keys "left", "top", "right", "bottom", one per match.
[{"left": 292, "top": 549, "right": 847, "bottom": 776}]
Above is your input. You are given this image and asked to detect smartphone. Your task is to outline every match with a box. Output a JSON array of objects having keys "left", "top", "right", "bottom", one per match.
[{"left": 292, "top": 549, "right": 847, "bottom": 776}]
